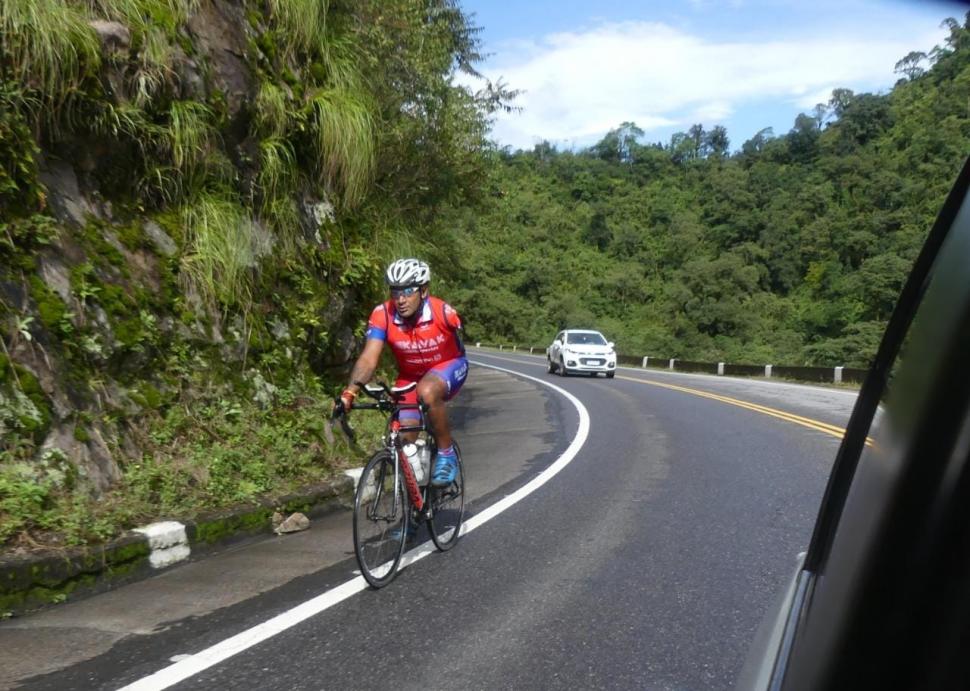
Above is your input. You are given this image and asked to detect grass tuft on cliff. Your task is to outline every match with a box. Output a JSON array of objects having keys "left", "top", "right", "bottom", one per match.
[
  {"left": 0, "top": 0, "right": 101, "bottom": 105},
  {"left": 308, "top": 88, "right": 376, "bottom": 209}
]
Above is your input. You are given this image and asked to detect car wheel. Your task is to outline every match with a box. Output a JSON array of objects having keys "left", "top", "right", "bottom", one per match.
[
  {"left": 547, "top": 358, "right": 556, "bottom": 374},
  {"left": 606, "top": 371, "right": 615, "bottom": 379},
  {"left": 559, "top": 358, "right": 568, "bottom": 376}
]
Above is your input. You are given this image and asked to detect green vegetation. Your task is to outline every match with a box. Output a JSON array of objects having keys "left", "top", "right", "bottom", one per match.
[
  {"left": 267, "top": 0, "right": 328, "bottom": 59},
  {"left": 179, "top": 196, "right": 258, "bottom": 309},
  {"left": 0, "top": 0, "right": 499, "bottom": 549},
  {"left": 0, "top": 374, "right": 384, "bottom": 546},
  {"left": 0, "top": 0, "right": 100, "bottom": 106},
  {"left": 307, "top": 88, "right": 376, "bottom": 209},
  {"left": 446, "top": 17, "right": 970, "bottom": 368}
]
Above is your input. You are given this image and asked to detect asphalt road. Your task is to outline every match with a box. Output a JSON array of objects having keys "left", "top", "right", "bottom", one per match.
[{"left": 1, "top": 349, "right": 856, "bottom": 690}]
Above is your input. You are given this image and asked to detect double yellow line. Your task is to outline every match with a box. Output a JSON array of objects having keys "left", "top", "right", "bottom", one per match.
[{"left": 615, "top": 374, "right": 869, "bottom": 445}]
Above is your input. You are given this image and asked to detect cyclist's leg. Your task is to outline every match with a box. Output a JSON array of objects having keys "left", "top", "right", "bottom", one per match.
[
  {"left": 416, "top": 356, "right": 468, "bottom": 450},
  {"left": 394, "top": 377, "right": 421, "bottom": 443},
  {"left": 429, "top": 440, "right": 464, "bottom": 551},
  {"left": 419, "top": 357, "right": 467, "bottom": 487}
]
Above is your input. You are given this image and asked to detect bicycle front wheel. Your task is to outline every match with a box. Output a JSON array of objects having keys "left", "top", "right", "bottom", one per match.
[
  {"left": 429, "top": 441, "right": 465, "bottom": 552},
  {"left": 353, "top": 450, "right": 409, "bottom": 588}
]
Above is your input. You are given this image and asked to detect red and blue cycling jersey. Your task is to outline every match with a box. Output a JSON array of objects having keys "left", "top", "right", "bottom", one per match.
[{"left": 366, "top": 296, "right": 466, "bottom": 389}]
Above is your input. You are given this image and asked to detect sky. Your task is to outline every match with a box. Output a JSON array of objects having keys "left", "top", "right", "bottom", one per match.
[{"left": 456, "top": 0, "right": 967, "bottom": 152}]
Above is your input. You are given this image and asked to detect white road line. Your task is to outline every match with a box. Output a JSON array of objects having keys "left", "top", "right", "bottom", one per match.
[
  {"left": 461, "top": 361, "right": 590, "bottom": 532},
  {"left": 119, "top": 360, "right": 589, "bottom": 691}
]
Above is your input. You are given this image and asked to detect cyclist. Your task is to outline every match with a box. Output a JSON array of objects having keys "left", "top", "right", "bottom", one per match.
[{"left": 335, "top": 258, "right": 468, "bottom": 488}]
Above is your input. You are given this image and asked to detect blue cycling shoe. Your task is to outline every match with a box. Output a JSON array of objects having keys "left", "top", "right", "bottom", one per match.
[{"left": 431, "top": 450, "right": 458, "bottom": 487}]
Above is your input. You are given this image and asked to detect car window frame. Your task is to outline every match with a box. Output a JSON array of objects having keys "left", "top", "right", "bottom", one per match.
[
  {"left": 769, "top": 155, "right": 970, "bottom": 690},
  {"left": 803, "top": 155, "right": 970, "bottom": 574}
]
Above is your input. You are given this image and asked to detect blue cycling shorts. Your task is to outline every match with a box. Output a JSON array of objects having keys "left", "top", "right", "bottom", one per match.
[{"left": 396, "top": 356, "right": 468, "bottom": 421}]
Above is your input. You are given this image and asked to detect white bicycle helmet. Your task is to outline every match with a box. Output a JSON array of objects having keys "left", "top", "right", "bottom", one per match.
[{"left": 385, "top": 258, "right": 430, "bottom": 287}]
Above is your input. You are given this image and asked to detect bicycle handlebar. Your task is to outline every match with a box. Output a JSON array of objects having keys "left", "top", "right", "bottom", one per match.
[
  {"left": 331, "top": 404, "right": 357, "bottom": 442},
  {"left": 356, "top": 380, "right": 418, "bottom": 401},
  {"left": 330, "top": 380, "right": 429, "bottom": 441}
]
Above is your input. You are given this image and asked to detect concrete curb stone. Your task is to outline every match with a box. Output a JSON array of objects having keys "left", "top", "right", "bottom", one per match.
[{"left": 0, "top": 474, "right": 355, "bottom": 618}]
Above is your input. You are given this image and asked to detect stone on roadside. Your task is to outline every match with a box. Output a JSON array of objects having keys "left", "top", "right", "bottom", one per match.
[{"left": 275, "top": 512, "right": 309, "bottom": 534}]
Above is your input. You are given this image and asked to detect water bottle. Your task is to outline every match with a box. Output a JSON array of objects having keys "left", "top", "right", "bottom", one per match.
[
  {"left": 403, "top": 441, "right": 428, "bottom": 484},
  {"left": 415, "top": 439, "right": 431, "bottom": 482}
]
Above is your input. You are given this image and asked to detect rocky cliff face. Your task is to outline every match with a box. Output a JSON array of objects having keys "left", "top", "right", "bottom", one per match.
[{"left": 0, "top": 0, "right": 391, "bottom": 545}]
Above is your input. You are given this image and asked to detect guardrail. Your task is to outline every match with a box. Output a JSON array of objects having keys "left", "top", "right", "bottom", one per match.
[{"left": 472, "top": 343, "right": 867, "bottom": 385}]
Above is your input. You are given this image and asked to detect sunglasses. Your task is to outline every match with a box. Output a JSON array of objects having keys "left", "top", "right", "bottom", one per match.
[{"left": 390, "top": 286, "right": 421, "bottom": 298}]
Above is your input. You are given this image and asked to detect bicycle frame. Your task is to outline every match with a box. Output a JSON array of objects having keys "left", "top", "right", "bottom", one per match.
[
  {"left": 349, "top": 383, "right": 433, "bottom": 515},
  {"left": 387, "top": 416, "right": 426, "bottom": 513}
]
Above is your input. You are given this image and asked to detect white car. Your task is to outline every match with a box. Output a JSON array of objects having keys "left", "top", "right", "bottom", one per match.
[{"left": 546, "top": 329, "right": 616, "bottom": 377}]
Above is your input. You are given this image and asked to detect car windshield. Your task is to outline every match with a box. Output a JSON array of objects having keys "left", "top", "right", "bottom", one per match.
[{"left": 566, "top": 332, "right": 607, "bottom": 345}]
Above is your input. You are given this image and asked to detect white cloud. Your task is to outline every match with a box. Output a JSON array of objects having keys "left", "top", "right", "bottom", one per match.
[{"left": 470, "top": 19, "right": 947, "bottom": 150}]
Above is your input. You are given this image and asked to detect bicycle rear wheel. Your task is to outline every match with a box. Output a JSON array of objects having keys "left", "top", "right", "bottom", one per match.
[
  {"left": 429, "top": 441, "right": 465, "bottom": 551},
  {"left": 353, "top": 450, "right": 409, "bottom": 588}
]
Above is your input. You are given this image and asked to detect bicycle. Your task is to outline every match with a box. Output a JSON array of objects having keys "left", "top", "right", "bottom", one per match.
[{"left": 334, "top": 381, "right": 465, "bottom": 588}]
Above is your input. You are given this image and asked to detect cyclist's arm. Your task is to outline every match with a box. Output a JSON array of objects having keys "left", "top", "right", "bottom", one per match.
[
  {"left": 347, "top": 337, "right": 384, "bottom": 395},
  {"left": 443, "top": 302, "right": 462, "bottom": 330}
]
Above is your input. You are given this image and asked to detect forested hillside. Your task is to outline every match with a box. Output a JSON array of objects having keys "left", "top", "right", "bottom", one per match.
[
  {"left": 1, "top": 2, "right": 969, "bottom": 550},
  {"left": 446, "top": 16, "right": 970, "bottom": 368}
]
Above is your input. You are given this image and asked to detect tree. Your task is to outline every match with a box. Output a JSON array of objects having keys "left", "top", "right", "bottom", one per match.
[
  {"left": 830, "top": 93, "right": 893, "bottom": 151},
  {"left": 894, "top": 51, "right": 928, "bottom": 80},
  {"left": 812, "top": 103, "right": 832, "bottom": 130},
  {"left": 703, "top": 125, "right": 730, "bottom": 158},
  {"left": 787, "top": 113, "right": 821, "bottom": 162},
  {"left": 444, "top": 15, "right": 970, "bottom": 366},
  {"left": 668, "top": 131, "right": 693, "bottom": 164},
  {"left": 591, "top": 122, "right": 644, "bottom": 164},
  {"left": 584, "top": 210, "right": 612, "bottom": 250},
  {"left": 828, "top": 88, "right": 855, "bottom": 118},
  {"left": 348, "top": 0, "right": 515, "bottom": 214},
  {"left": 741, "top": 127, "right": 774, "bottom": 158},
  {"left": 941, "top": 14, "right": 970, "bottom": 53},
  {"left": 687, "top": 123, "right": 705, "bottom": 159},
  {"left": 849, "top": 253, "right": 912, "bottom": 321},
  {"left": 531, "top": 140, "right": 556, "bottom": 164},
  {"left": 677, "top": 253, "right": 760, "bottom": 338}
]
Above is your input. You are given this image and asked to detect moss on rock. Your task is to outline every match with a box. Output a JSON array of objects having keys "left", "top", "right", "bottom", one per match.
[
  {"left": 190, "top": 507, "right": 273, "bottom": 544},
  {"left": 28, "top": 275, "right": 68, "bottom": 333}
]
